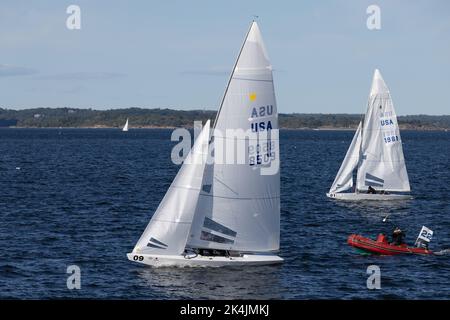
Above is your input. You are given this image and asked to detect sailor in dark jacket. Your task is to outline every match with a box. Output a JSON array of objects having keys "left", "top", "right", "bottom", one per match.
[{"left": 392, "top": 227, "right": 406, "bottom": 245}]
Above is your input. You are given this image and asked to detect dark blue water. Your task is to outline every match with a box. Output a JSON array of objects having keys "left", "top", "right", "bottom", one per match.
[{"left": 0, "top": 128, "right": 449, "bottom": 299}]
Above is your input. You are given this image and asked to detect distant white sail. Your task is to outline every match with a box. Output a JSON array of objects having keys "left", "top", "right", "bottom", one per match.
[
  {"left": 132, "top": 120, "right": 210, "bottom": 255},
  {"left": 356, "top": 69, "right": 410, "bottom": 192},
  {"left": 122, "top": 118, "right": 129, "bottom": 132},
  {"left": 329, "top": 122, "right": 362, "bottom": 194},
  {"left": 186, "top": 22, "right": 280, "bottom": 252}
]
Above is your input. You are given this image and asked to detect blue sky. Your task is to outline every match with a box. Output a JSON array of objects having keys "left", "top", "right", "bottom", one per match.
[{"left": 0, "top": 0, "right": 449, "bottom": 115}]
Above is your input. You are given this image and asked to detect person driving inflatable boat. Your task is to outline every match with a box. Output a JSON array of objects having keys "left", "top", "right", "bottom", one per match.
[{"left": 391, "top": 227, "right": 406, "bottom": 245}]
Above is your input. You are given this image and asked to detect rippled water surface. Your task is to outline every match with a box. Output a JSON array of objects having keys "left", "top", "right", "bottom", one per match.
[{"left": 0, "top": 128, "right": 449, "bottom": 299}]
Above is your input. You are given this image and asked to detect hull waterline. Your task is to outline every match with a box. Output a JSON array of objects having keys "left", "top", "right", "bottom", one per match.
[
  {"left": 326, "top": 192, "right": 412, "bottom": 201},
  {"left": 127, "top": 252, "right": 283, "bottom": 267}
]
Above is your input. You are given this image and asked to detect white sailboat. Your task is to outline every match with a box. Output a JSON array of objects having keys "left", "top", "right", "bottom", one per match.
[
  {"left": 122, "top": 118, "right": 129, "bottom": 132},
  {"left": 327, "top": 69, "right": 412, "bottom": 201},
  {"left": 127, "top": 21, "right": 282, "bottom": 267}
]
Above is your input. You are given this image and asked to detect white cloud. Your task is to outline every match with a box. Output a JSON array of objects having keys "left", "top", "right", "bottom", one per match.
[
  {"left": 0, "top": 64, "right": 38, "bottom": 77},
  {"left": 36, "top": 72, "right": 126, "bottom": 80}
]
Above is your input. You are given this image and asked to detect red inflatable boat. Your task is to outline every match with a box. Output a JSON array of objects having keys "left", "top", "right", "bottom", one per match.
[{"left": 348, "top": 234, "right": 433, "bottom": 255}]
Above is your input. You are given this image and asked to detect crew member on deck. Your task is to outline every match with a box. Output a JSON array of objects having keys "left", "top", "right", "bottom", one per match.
[{"left": 367, "top": 186, "right": 377, "bottom": 194}]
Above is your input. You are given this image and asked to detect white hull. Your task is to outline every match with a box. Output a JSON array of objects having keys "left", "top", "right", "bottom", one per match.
[
  {"left": 127, "top": 252, "right": 283, "bottom": 267},
  {"left": 326, "top": 192, "right": 412, "bottom": 201}
]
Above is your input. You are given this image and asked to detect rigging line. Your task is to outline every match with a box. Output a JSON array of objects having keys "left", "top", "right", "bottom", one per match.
[
  {"left": 213, "top": 175, "right": 239, "bottom": 195},
  {"left": 232, "top": 77, "right": 273, "bottom": 82},
  {"left": 199, "top": 193, "right": 280, "bottom": 200},
  {"left": 214, "top": 135, "right": 279, "bottom": 141}
]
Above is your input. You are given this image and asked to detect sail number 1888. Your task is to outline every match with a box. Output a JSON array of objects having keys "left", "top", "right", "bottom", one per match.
[{"left": 384, "top": 135, "right": 399, "bottom": 144}]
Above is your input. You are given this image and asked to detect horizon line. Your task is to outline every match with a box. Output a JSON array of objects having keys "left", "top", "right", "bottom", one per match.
[{"left": 1, "top": 107, "right": 449, "bottom": 117}]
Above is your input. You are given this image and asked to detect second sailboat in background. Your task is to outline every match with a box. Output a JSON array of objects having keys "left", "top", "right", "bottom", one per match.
[{"left": 327, "top": 69, "right": 412, "bottom": 201}]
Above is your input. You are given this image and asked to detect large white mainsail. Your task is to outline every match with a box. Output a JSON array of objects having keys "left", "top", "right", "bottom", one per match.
[
  {"left": 186, "top": 22, "right": 280, "bottom": 252},
  {"left": 356, "top": 69, "right": 410, "bottom": 192},
  {"left": 132, "top": 120, "right": 210, "bottom": 255},
  {"left": 328, "top": 122, "right": 362, "bottom": 194}
]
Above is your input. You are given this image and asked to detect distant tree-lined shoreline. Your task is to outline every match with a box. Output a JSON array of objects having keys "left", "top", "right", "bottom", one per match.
[{"left": 0, "top": 107, "right": 449, "bottom": 130}]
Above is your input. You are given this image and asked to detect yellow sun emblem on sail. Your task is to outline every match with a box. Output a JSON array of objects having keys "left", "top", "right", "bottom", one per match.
[{"left": 249, "top": 92, "right": 257, "bottom": 102}]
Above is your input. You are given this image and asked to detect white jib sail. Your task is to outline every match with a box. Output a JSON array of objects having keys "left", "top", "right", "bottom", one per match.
[
  {"left": 356, "top": 69, "right": 410, "bottom": 192},
  {"left": 123, "top": 119, "right": 129, "bottom": 131},
  {"left": 329, "top": 122, "right": 362, "bottom": 194},
  {"left": 132, "top": 120, "right": 210, "bottom": 255},
  {"left": 186, "top": 22, "right": 280, "bottom": 252}
]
